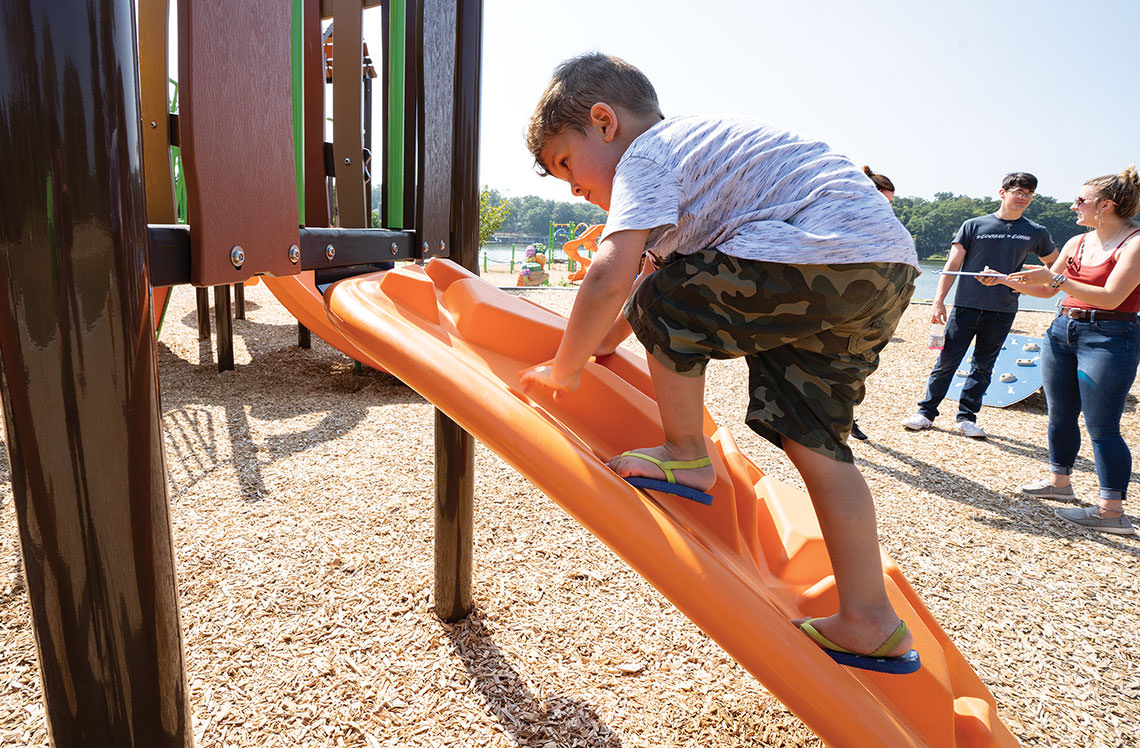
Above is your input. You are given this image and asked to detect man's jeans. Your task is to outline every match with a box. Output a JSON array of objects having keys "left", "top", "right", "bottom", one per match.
[
  {"left": 917, "top": 306, "right": 1016, "bottom": 423},
  {"left": 1042, "top": 314, "right": 1140, "bottom": 501}
]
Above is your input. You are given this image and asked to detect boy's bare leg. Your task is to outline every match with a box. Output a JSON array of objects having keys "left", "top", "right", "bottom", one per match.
[
  {"left": 782, "top": 438, "right": 914, "bottom": 657},
  {"left": 607, "top": 355, "right": 715, "bottom": 491}
]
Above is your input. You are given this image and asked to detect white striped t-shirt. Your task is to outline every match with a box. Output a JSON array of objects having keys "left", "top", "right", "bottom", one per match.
[{"left": 600, "top": 116, "right": 918, "bottom": 268}]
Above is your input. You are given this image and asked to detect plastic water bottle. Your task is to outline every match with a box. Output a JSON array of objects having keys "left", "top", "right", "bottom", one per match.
[{"left": 928, "top": 323, "right": 945, "bottom": 350}]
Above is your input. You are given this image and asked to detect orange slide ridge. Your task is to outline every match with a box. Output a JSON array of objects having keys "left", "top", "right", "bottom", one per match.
[
  {"left": 321, "top": 260, "right": 1018, "bottom": 748},
  {"left": 562, "top": 223, "right": 604, "bottom": 283}
]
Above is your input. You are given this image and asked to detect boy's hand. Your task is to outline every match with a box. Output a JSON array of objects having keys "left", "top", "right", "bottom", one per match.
[{"left": 520, "top": 364, "right": 581, "bottom": 399}]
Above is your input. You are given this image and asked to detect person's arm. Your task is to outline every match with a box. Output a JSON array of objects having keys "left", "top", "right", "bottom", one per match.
[
  {"left": 1011, "top": 234, "right": 1140, "bottom": 308},
  {"left": 594, "top": 253, "right": 658, "bottom": 356},
  {"left": 931, "top": 243, "right": 966, "bottom": 323},
  {"left": 521, "top": 229, "right": 649, "bottom": 393},
  {"left": 1004, "top": 236, "right": 1079, "bottom": 298}
]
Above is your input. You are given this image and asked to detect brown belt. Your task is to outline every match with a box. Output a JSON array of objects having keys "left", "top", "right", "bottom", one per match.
[{"left": 1059, "top": 307, "right": 1138, "bottom": 322}]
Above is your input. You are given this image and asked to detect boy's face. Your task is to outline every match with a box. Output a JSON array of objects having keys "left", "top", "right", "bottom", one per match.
[{"left": 539, "top": 104, "right": 625, "bottom": 211}]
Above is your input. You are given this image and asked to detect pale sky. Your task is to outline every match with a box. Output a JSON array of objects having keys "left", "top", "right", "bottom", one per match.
[{"left": 468, "top": 0, "right": 1138, "bottom": 203}]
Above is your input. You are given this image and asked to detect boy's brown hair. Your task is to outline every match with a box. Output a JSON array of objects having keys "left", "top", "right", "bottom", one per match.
[{"left": 526, "top": 53, "right": 663, "bottom": 174}]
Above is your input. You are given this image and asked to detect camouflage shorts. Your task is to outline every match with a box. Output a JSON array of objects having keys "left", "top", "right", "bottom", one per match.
[{"left": 624, "top": 250, "right": 917, "bottom": 463}]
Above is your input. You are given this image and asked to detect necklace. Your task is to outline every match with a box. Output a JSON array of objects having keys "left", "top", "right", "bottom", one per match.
[{"left": 1093, "top": 224, "right": 1135, "bottom": 252}]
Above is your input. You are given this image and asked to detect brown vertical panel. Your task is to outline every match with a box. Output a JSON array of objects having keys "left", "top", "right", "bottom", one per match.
[
  {"left": 450, "top": 0, "right": 481, "bottom": 272},
  {"left": 138, "top": 0, "right": 176, "bottom": 225},
  {"left": 416, "top": 0, "right": 455, "bottom": 258},
  {"left": 0, "top": 0, "right": 192, "bottom": 743},
  {"left": 304, "top": 0, "right": 330, "bottom": 226},
  {"left": 177, "top": 0, "right": 300, "bottom": 284},
  {"left": 332, "top": 0, "right": 367, "bottom": 227}
]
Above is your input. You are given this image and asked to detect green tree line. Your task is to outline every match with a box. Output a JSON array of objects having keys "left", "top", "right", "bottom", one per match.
[
  {"left": 894, "top": 192, "right": 1083, "bottom": 260},
  {"left": 480, "top": 188, "right": 1085, "bottom": 258},
  {"left": 481, "top": 188, "right": 606, "bottom": 240}
]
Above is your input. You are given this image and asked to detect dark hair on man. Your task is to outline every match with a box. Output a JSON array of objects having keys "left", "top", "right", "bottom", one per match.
[
  {"left": 862, "top": 165, "right": 895, "bottom": 193},
  {"left": 526, "top": 53, "right": 664, "bottom": 174},
  {"left": 1001, "top": 172, "right": 1038, "bottom": 192},
  {"left": 1085, "top": 165, "right": 1140, "bottom": 220}
]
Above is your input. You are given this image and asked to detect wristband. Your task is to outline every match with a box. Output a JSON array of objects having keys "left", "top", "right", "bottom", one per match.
[{"left": 1050, "top": 274, "right": 1067, "bottom": 289}]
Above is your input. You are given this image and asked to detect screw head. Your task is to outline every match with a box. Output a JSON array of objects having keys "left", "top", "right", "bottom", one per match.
[
  {"left": 230, "top": 245, "right": 245, "bottom": 268},
  {"left": 325, "top": 244, "right": 336, "bottom": 261},
  {"left": 344, "top": 157, "right": 352, "bottom": 166},
  {"left": 422, "top": 242, "right": 430, "bottom": 254},
  {"left": 288, "top": 244, "right": 300, "bottom": 263},
  {"left": 149, "top": 120, "right": 157, "bottom": 128},
  {"left": 439, "top": 240, "right": 446, "bottom": 253},
  {"left": 390, "top": 242, "right": 399, "bottom": 256}
]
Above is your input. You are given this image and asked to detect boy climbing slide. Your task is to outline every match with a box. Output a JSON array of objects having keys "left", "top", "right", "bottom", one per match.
[{"left": 519, "top": 53, "right": 921, "bottom": 674}]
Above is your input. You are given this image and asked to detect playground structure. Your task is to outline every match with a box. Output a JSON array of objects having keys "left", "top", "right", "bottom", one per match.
[
  {"left": 561, "top": 223, "right": 603, "bottom": 283},
  {"left": 515, "top": 244, "right": 549, "bottom": 286},
  {"left": 0, "top": 1, "right": 1022, "bottom": 745}
]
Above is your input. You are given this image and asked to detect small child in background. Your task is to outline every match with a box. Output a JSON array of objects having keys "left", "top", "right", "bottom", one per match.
[{"left": 520, "top": 53, "right": 920, "bottom": 673}]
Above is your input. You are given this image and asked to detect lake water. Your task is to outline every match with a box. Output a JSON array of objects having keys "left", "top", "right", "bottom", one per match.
[{"left": 478, "top": 245, "right": 1061, "bottom": 313}]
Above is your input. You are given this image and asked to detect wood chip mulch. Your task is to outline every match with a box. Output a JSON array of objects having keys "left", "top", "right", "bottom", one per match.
[{"left": 2, "top": 271, "right": 1139, "bottom": 747}]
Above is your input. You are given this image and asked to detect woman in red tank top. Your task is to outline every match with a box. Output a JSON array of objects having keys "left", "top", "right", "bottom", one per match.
[{"left": 1002, "top": 166, "right": 1140, "bottom": 534}]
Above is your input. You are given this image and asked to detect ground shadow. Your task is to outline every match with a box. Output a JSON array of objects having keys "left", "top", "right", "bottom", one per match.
[
  {"left": 156, "top": 311, "right": 426, "bottom": 501},
  {"left": 443, "top": 611, "right": 623, "bottom": 747},
  {"left": 858, "top": 441, "right": 1140, "bottom": 557}
]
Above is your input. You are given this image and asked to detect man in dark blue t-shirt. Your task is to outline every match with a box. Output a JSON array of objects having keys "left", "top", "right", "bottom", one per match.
[{"left": 903, "top": 172, "right": 1058, "bottom": 438}]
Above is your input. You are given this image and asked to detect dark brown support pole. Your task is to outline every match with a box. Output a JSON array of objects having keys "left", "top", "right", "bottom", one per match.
[
  {"left": 0, "top": 0, "right": 192, "bottom": 745},
  {"left": 213, "top": 285, "right": 234, "bottom": 371},
  {"left": 432, "top": 0, "right": 481, "bottom": 622},
  {"left": 196, "top": 287, "right": 211, "bottom": 339},
  {"left": 298, "top": 322, "right": 312, "bottom": 349},
  {"left": 433, "top": 409, "right": 474, "bottom": 620},
  {"left": 233, "top": 282, "right": 245, "bottom": 319}
]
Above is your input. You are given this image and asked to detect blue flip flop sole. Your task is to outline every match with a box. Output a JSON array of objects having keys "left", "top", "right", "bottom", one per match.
[
  {"left": 821, "top": 647, "right": 922, "bottom": 675},
  {"left": 625, "top": 476, "right": 713, "bottom": 505}
]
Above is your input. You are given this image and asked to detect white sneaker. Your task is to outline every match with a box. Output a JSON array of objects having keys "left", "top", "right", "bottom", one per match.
[
  {"left": 902, "top": 413, "right": 933, "bottom": 431},
  {"left": 955, "top": 420, "right": 987, "bottom": 439}
]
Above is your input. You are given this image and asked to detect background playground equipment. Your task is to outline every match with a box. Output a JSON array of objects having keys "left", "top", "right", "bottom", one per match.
[
  {"left": 515, "top": 243, "right": 549, "bottom": 286},
  {"left": 561, "top": 223, "right": 603, "bottom": 283},
  {"left": 1, "top": 1, "right": 1023, "bottom": 744},
  {"left": 944, "top": 333, "right": 1045, "bottom": 408}
]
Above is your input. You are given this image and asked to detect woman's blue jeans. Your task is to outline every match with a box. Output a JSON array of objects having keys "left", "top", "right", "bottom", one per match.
[{"left": 1042, "top": 314, "right": 1140, "bottom": 501}]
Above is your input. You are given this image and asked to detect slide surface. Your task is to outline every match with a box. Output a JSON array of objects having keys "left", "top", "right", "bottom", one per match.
[{"left": 320, "top": 260, "right": 1018, "bottom": 748}]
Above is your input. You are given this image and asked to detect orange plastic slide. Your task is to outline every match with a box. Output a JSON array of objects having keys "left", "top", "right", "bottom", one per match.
[
  {"left": 562, "top": 223, "right": 603, "bottom": 282},
  {"left": 322, "top": 260, "right": 1018, "bottom": 748},
  {"left": 260, "top": 271, "right": 377, "bottom": 364}
]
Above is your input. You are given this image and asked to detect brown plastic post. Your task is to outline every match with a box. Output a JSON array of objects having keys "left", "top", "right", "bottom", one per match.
[
  {"left": 138, "top": 0, "right": 177, "bottom": 225},
  {"left": 434, "top": 408, "right": 474, "bottom": 621},
  {"left": 0, "top": 0, "right": 192, "bottom": 743},
  {"left": 416, "top": 0, "right": 456, "bottom": 259},
  {"left": 429, "top": 0, "right": 478, "bottom": 623},
  {"left": 234, "top": 282, "right": 246, "bottom": 319},
  {"left": 214, "top": 285, "right": 234, "bottom": 371},
  {"left": 196, "top": 287, "right": 211, "bottom": 339},
  {"left": 304, "top": 0, "right": 330, "bottom": 227},
  {"left": 332, "top": 0, "right": 367, "bottom": 227},
  {"left": 177, "top": 0, "right": 300, "bottom": 285}
]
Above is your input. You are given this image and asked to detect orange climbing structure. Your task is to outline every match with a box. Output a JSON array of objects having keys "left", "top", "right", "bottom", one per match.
[{"left": 562, "top": 223, "right": 603, "bottom": 282}]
